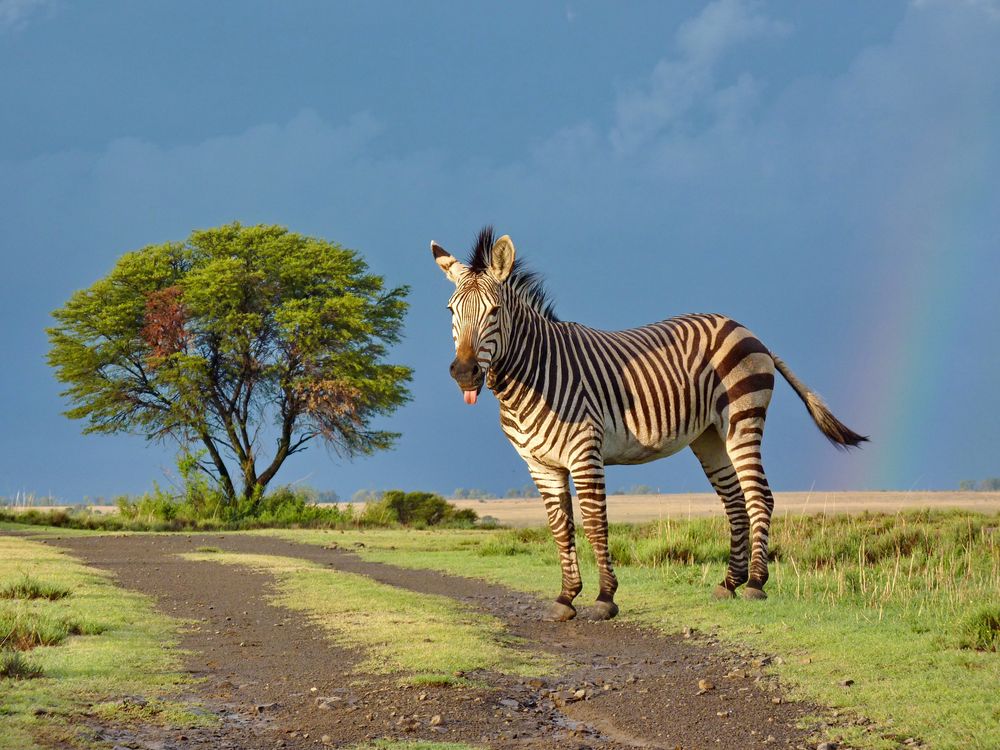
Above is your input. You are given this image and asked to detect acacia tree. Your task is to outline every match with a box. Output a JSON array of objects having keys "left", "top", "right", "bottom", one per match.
[{"left": 48, "top": 223, "right": 411, "bottom": 504}]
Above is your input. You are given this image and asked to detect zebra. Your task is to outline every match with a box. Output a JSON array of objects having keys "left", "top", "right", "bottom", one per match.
[{"left": 431, "top": 227, "right": 867, "bottom": 621}]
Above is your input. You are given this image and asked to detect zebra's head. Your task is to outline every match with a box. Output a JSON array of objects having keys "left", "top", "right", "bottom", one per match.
[{"left": 430, "top": 228, "right": 517, "bottom": 406}]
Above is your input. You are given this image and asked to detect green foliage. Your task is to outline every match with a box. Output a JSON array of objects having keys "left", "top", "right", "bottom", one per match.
[
  {"left": 47, "top": 223, "right": 412, "bottom": 502},
  {"left": 0, "top": 650, "right": 44, "bottom": 680},
  {"left": 3, "top": 485, "right": 360, "bottom": 532},
  {"left": 0, "top": 575, "right": 71, "bottom": 601},
  {"left": 362, "top": 490, "right": 478, "bottom": 528},
  {"left": 957, "top": 605, "right": 1000, "bottom": 651}
]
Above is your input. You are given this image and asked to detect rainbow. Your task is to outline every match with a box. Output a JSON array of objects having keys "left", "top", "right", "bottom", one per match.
[{"left": 830, "top": 146, "right": 981, "bottom": 490}]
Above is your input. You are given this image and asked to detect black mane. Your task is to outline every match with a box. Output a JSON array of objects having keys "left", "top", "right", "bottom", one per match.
[{"left": 466, "top": 225, "right": 559, "bottom": 321}]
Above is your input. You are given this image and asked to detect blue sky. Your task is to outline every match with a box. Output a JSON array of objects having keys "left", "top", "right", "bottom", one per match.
[{"left": 2, "top": 0, "right": 998, "bottom": 502}]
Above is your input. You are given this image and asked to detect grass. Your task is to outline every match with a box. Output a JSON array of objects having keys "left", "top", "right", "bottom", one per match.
[
  {"left": 956, "top": 604, "right": 1000, "bottom": 652},
  {"left": 0, "top": 575, "right": 71, "bottom": 601},
  {"left": 266, "top": 509, "right": 1000, "bottom": 750},
  {"left": 0, "top": 650, "right": 43, "bottom": 680},
  {"left": 0, "top": 535, "right": 206, "bottom": 750},
  {"left": 0, "top": 608, "right": 71, "bottom": 650},
  {"left": 182, "top": 550, "right": 554, "bottom": 683}
]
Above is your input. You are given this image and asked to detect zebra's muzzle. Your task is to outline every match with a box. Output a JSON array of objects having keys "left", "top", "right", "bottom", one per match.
[{"left": 449, "top": 357, "right": 484, "bottom": 405}]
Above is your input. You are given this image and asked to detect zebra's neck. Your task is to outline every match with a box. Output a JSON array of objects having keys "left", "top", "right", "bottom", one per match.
[{"left": 489, "top": 289, "right": 562, "bottom": 406}]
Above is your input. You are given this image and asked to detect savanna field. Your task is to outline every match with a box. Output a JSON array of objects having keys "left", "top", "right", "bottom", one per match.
[
  {"left": 6, "top": 4, "right": 1000, "bottom": 750},
  {"left": 2, "top": 505, "right": 998, "bottom": 750}
]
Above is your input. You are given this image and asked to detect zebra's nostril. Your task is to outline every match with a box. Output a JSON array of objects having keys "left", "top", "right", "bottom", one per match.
[{"left": 471, "top": 363, "right": 481, "bottom": 376}]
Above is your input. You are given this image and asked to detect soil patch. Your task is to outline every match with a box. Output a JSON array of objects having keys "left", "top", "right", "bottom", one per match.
[{"left": 43, "top": 533, "right": 828, "bottom": 749}]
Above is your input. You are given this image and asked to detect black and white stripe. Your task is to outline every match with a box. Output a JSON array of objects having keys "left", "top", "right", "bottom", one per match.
[{"left": 432, "top": 227, "right": 866, "bottom": 620}]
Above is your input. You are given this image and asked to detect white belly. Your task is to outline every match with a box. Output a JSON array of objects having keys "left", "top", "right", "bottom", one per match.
[{"left": 602, "top": 432, "right": 692, "bottom": 465}]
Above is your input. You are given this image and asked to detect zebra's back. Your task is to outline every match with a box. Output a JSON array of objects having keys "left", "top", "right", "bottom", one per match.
[{"left": 551, "top": 313, "right": 776, "bottom": 466}]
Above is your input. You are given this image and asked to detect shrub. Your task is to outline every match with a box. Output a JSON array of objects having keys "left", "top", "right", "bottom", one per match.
[
  {"left": 3, "top": 485, "right": 356, "bottom": 531},
  {"left": 362, "top": 490, "right": 478, "bottom": 528}
]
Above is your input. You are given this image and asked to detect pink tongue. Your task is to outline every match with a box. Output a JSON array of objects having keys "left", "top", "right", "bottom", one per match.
[{"left": 463, "top": 390, "right": 478, "bottom": 406}]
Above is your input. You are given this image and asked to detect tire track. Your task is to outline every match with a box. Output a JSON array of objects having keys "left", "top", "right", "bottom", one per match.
[{"left": 47, "top": 533, "right": 822, "bottom": 750}]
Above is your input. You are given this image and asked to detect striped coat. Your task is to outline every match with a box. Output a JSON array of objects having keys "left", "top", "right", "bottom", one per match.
[{"left": 432, "top": 228, "right": 865, "bottom": 621}]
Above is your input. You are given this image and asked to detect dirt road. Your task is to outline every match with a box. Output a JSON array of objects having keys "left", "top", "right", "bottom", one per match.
[{"left": 42, "top": 533, "right": 833, "bottom": 750}]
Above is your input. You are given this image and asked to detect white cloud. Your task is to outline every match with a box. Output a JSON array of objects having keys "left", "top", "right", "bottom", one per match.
[
  {"left": 675, "top": 0, "right": 790, "bottom": 64},
  {"left": 610, "top": 0, "right": 789, "bottom": 153},
  {"left": 0, "top": 0, "right": 55, "bottom": 31}
]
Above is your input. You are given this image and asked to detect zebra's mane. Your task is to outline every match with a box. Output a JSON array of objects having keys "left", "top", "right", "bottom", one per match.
[{"left": 467, "top": 225, "right": 559, "bottom": 322}]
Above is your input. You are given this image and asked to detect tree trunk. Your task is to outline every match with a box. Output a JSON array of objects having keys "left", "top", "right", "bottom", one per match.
[{"left": 199, "top": 432, "right": 237, "bottom": 501}]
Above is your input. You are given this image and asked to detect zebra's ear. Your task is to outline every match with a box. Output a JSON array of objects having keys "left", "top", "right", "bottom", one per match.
[
  {"left": 431, "top": 241, "right": 467, "bottom": 285},
  {"left": 489, "top": 235, "right": 516, "bottom": 283}
]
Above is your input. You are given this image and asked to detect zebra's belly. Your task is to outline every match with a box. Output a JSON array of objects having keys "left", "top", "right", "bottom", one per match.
[{"left": 602, "top": 428, "right": 701, "bottom": 466}]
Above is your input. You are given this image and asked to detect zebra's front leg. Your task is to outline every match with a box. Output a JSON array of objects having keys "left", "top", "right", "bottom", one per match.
[
  {"left": 528, "top": 463, "right": 581, "bottom": 621},
  {"left": 572, "top": 457, "right": 619, "bottom": 620}
]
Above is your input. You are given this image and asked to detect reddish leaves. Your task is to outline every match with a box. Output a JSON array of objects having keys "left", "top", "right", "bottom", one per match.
[
  {"left": 142, "top": 286, "right": 188, "bottom": 362},
  {"left": 295, "top": 378, "right": 363, "bottom": 436}
]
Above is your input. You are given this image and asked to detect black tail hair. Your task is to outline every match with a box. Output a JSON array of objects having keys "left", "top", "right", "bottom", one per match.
[{"left": 773, "top": 355, "right": 869, "bottom": 449}]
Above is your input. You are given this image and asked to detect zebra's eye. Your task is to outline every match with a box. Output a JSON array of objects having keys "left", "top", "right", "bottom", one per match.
[{"left": 486, "top": 305, "right": 499, "bottom": 316}]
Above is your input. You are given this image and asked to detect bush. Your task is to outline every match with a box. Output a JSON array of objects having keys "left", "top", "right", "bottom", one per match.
[
  {"left": 3, "top": 485, "right": 357, "bottom": 532},
  {"left": 362, "top": 490, "right": 478, "bottom": 528}
]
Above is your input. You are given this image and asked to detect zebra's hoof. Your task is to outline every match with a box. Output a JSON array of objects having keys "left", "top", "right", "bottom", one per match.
[
  {"left": 545, "top": 601, "right": 577, "bottom": 622},
  {"left": 712, "top": 584, "right": 736, "bottom": 600},
  {"left": 742, "top": 585, "right": 767, "bottom": 601},
  {"left": 584, "top": 600, "right": 619, "bottom": 621}
]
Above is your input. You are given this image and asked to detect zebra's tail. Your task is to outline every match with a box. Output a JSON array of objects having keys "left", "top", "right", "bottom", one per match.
[{"left": 772, "top": 354, "right": 869, "bottom": 450}]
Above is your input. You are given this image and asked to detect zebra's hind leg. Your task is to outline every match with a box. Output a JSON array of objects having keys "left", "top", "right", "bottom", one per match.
[
  {"left": 691, "top": 427, "right": 750, "bottom": 599},
  {"left": 572, "top": 457, "right": 619, "bottom": 620},
  {"left": 726, "top": 418, "right": 775, "bottom": 600},
  {"left": 528, "top": 463, "right": 581, "bottom": 621}
]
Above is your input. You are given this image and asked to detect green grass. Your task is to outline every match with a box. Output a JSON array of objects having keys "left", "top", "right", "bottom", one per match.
[
  {"left": 956, "top": 604, "right": 1000, "bottom": 652},
  {"left": 0, "top": 608, "right": 71, "bottom": 650},
  {"left": 266, "top": 510, "right": 1000, "bottom": 750},
  {"left": 182, "top": 550, "right": 554, "bottom": 683},
  {"left": 0, "top": 650, "right": 43, "bottom": 680},
  {"left": 0, "top": 535, "right": 206, "bottom": 750},
  {"left": 0, "top": 575, "right": 71, "bottom": 601}
]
